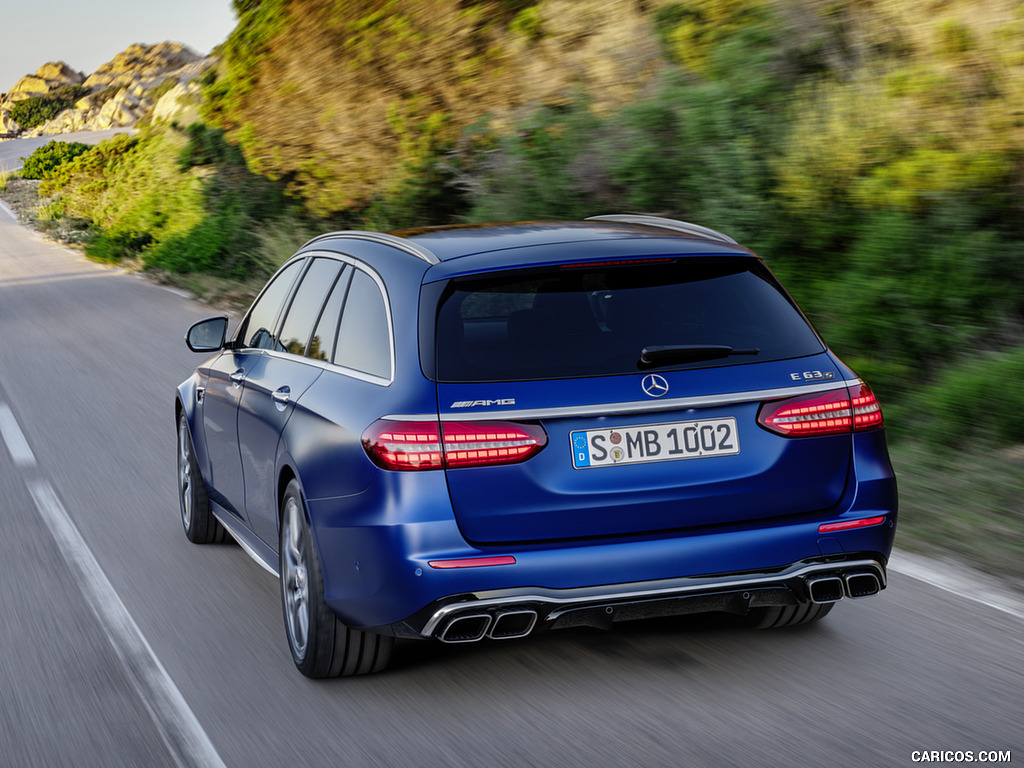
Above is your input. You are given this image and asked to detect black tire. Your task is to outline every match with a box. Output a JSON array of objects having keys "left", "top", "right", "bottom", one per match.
[
  {"left": 177, "top": 412, "right": 228, "bottom": 544},
  {"left": 747, "top": 601, "right": 834, "bottom": 629},
  {"left": 279, "top": 479, "right": 393, "bottom": 678}
]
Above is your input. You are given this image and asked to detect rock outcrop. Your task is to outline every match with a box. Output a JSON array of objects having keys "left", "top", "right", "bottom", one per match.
[
  {"left": 83, "top": 42, "right": 204, "bottom": 92},
  {"left": 1, "top": 61, "right": 84, "bottom": 106},
  {"left": 0, "top": 43, "right": 212, "bottom": 138}
]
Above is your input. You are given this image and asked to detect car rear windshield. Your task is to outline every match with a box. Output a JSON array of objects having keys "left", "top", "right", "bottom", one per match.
[{"left": 430, "top": 257, "right": 824, "bottom": 382}]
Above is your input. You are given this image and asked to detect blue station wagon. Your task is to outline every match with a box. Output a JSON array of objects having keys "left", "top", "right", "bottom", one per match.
[{"left": 176, "top": 215, "right": 898, "bottom": 677}]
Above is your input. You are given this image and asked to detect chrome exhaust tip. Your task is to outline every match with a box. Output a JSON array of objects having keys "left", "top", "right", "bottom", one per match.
[
  {"left": 439, "top": 614, "right": 491, "bottom": 643},
  {"left": 488, "top": 610, "right": 538, "bottom": 640},
  {"left": 844, "top": 572, "right": 881, "bottom": 599},
  {"left": 807, "top": 575, "right": 845, "bottom": 604}
]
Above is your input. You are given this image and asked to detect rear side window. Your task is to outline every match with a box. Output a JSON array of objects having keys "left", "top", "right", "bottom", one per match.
[
  {"left": 277, "top": 258, "right": 344, "bottom": 356},
  {"left": 308, "top": 267, "right": 351, "bottom": 362},
  {"left": 334, "top": 268, "right": 391, "bottom": 379},
  {"left": 432, "top": 257, "right": 824, "bottom": 382}
]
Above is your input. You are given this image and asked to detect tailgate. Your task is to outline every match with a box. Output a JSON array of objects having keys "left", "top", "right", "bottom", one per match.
[{"left": 439, "top": 358, "right": 851, "bottom": 544}]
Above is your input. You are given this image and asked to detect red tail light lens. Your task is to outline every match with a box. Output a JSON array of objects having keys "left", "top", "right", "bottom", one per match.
[
  {"left": 362, "top": 421, "right": 445, "bottom": 470},
  {"left": 362, "top": 420, "right": 547, "bottom": 470},
  {"left": 757, "top": 382, "right": 883, "bottom": 437},
  {"left": 441, "top": 421, "right": 548, "bottom": 468}
]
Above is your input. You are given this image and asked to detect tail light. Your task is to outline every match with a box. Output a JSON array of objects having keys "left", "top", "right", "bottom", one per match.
[
  {"left": 757, "top": 382, "right": 883, "bottom": 437},
  {"left": 362, "top": 420, "right": 547, "bottom": 470}
]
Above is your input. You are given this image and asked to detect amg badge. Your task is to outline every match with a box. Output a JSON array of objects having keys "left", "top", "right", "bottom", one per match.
[{"left": 450, "top": 399, "right": 516, "bottom": 408}]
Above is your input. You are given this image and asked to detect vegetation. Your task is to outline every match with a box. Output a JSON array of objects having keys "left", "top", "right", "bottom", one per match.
[
  {"left": 8, "top": 85, "right": 90, "bottom": 130},
  {"left": 19, "top": 140, "right": 91, "bottom": 180},
  {"left": 6, "top": 1, "right": 1023, "bottom": 564},
  {"left": 25, "top": 124, "right": 288, "bottom": 277},
  {"left": 5, "top": 0, "right": 1022, "bottom": 579}
]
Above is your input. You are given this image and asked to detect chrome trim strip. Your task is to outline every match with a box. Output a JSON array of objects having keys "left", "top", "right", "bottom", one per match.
[
  {"left": 260, "top": 346, "right": 392, "bottom": 388},
  {"left": 212, "top": 511, "right": 280, "bottom": 577},
  {"left": 387, "top": 379, "right": 862, "bottom": 423},
  {"left": 419, "top": 558, "right": 885, "bottom": 637},
  {"left": 586, "top": 214, "right": 738, "bottom": 245},
  {"left": 300, "top": 230, "right": 440, "bottom": 265}
]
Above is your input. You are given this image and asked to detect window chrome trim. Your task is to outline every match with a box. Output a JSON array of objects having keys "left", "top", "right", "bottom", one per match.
[
  {"left": 259, "top": 349, "right": 392, "bottom": 387},
  {"left": 300, "top": 230, "right": 440, "bottom": 265},
  {"left": 385, "top": 379, "right": 862, "bottom": 422}
]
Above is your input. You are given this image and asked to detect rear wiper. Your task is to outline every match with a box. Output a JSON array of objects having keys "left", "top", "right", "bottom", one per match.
[{"left": 639, "top": 344, "right": 760, "bottom": 368}]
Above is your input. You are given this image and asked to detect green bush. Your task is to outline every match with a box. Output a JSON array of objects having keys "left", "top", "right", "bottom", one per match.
[
  {"left": 906, "top": 347, "right": 1024, "bottom": 447},
  {"left": 20, "top": 141, "right": 91, "bottom": 180},
  {"left": 466, "top": 102, "right": 604, "bottom": 222},
  {"left": 8, "top": 86, "right": 90, "bottom": 130},
  {"left": 10, "top": 97, "right": 65, "bottom": 131},
  {"left": 812, "top": 207, "right": 1023, "bottom": 378},
  {"left": 43, "top": 124, "right": 290, "bottom": 279}
]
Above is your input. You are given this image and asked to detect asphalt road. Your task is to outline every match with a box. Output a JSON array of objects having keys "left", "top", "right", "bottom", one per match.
[
  {"left": 0, "top": 205, "right": 1021, "bottom": 768},
  {"left": 0, "top": 129, "right": 136, "bottom": 173}
]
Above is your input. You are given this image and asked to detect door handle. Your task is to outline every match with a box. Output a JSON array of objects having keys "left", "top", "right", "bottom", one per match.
[
  {"left": 272, "top": 387, "right": 291, "bottom": 409},
  {"left": 229, "top": 369, "right": 246, "bottom": 387}
]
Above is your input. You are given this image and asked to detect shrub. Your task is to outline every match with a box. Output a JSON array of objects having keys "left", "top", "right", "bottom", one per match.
[
  {"left": 910, "top": 346, "right": 1024, "bottom": 447},
  {"left": 9, "top": 97, "right": 65, "bottom": 131},
  {"left": 8, "top": 86, "right": 90, "bottom": 130},
  {"left": 20, "top": 141, "right": 91, "bottom": 180}
]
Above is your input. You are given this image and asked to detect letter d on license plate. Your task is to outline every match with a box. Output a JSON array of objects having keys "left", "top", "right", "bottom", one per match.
[{"left": 571, "top": 418, "right": 739, "bottom": 468}]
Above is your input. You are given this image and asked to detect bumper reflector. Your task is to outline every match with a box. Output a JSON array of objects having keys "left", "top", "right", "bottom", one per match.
[
  {"left": 428, "top": 556, "right": 517, "bottom": 569},
  {"left": 819, "top": 516, "right": 886, "bottom": 533}
]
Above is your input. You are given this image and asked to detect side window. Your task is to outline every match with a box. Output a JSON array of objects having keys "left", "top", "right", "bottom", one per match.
[
  {"left": 277, "top": 258, "right": 344, "bottom": 356},
  {"left": 239, "top": 259, "right": 305, "bottom": 350},
  {"left": 334, "top": 268, "right": 391, "bottom": 379},
  {"left": 309, "top": 267, "right": 352, "bottom": 362}
]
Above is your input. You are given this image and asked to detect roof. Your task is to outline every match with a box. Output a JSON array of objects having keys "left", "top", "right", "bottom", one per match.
[
  {"left": 299, "top": 216, "right": 751, "bottom": 273},
  {"left": 390, "top": 217, "right": 741, "bottom": 263}
]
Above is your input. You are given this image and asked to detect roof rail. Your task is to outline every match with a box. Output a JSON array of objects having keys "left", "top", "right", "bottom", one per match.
[
  {"left": 586, "top": 214, "right": 737, "bottom": 245},
  {"left": 300, "top": 230, "right": 440, "bottom": 265}
]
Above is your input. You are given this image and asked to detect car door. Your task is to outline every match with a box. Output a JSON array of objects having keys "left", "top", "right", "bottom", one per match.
[
  {"left": 236, "top": 257, "right": 345, "bottom": 545},
  {"left": 201, "top": 258, "right": 305, "bottom": 522}
]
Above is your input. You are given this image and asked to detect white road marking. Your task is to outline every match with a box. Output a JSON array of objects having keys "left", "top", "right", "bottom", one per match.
[
  {"left": 0, "top": 401, "right": 226, "bottom": 768},
  {"left": 0, "top": 198, "right": 17, "bottom": 221},
  {"left": 26, "top": 480, "right": 228, "bottom": 768},
  {"left": 889, "top": 548, "right": 1024, "bottom": 623},
  {"left": 0, "top": 403, "right": 36, "bottom": 466}
]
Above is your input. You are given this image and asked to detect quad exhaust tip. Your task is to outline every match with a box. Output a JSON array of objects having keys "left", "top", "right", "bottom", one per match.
[
  {"left": 807, "top": 576, "right": 845, "bottom": 604},
  {"left": 844, "top": 572, "right": 881, "bottom": 598},
  {"left": 807, "top": 571, "right": 883, "bottom": 603},
  {"left": 439, "top": 614, "right": 491, "bottom": 643},
  {"left": 488, "top": 610, "right": 538, "bottom": 640},
  {"left": 439, "top": 609, "right": 539, "bottom": 643}
]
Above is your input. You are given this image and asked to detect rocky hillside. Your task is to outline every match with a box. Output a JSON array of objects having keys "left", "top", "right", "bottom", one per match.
[{"left": 0, "top": 42, "right": 213, "bottom": 137}]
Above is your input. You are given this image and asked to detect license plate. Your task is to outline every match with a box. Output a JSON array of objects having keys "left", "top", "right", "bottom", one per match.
[{"left": 571, "top": 418, "right": 739, "bottom": 468}]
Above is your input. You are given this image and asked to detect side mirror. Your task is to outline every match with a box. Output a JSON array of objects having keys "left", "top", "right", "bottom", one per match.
[{"left": 186, "top": 316, "right": 229, "bottom": 353}]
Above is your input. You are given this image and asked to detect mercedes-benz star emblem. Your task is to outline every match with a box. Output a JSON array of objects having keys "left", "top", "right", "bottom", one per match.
[{"left": 641, "top": 373, "right": 669, "bottom": 398}]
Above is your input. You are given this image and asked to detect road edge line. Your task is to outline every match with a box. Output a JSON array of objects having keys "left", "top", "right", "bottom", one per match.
[
  {"left": 889, "top": 547, "right": 1024, "bottom": 623},
  {"left": 26, "top": 479, "right": 228, "bottom": 768},
  {"left": 0, "top": 403, "right": 36, "bottom": 466}
]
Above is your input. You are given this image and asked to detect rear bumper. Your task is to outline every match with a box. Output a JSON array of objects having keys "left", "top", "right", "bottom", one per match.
[
  {"left": 308, "top": 455, "right": 897, "bottom": 633},
  {"left": 404, "top": 555, "right": 886, "bottom": 641}
]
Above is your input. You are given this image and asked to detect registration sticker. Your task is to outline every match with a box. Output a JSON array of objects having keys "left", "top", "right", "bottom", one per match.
[{"left": 571, "top": 418, "right": 739, "bottom": 468}]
